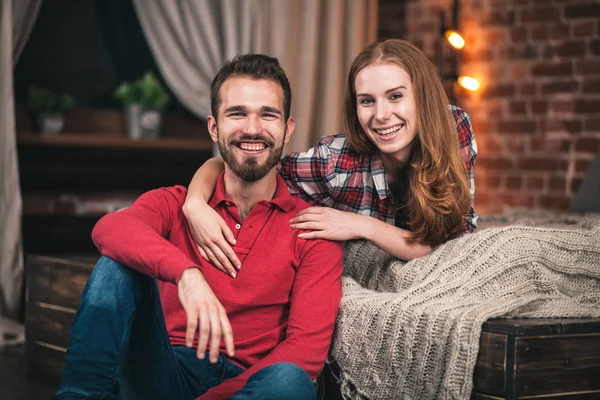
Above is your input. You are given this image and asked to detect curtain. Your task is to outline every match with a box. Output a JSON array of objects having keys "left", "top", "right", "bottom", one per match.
[
  {"left": 132, "top": 0, "right": 377, "bottom": 152},
  {"left": 1, "top": 0, "right": 42, "bottom": 320},
  {"left": 0, "top": 0, "right": 19, "bottom": 320},
  {"left": 12, "top": 0, "right": 43, "bottom": 65},
  {"left": 131, "top": 0, "right": 262, "bottom": 119},
  {"left": 260, "top": 0, "right": 378, "bottom": 152}
]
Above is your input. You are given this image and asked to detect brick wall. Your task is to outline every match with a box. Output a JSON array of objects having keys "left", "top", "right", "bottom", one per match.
[{"left": 378, "top": 0, "right": 600, "bottom": 214}]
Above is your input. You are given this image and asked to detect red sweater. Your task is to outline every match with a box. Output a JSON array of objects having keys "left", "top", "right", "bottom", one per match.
[{"left": 91, "top": 173, "right": 343, "bottom": 399}]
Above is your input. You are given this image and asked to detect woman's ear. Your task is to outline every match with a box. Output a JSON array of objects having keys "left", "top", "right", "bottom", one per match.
[{"left": 284, "top": 117, "right": 296, "bottom": 144}]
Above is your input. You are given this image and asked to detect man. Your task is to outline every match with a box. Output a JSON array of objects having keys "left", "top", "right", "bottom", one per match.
[{"left": 54, "top": 54, "right": 343, "bottom": 400}]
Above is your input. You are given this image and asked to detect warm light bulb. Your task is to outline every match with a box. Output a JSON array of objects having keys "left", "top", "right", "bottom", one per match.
[
  {"left": 458, "top": 76, "right": 480, "bottom": 91},
  {"left": 445, "top": 30, "right": 465, "bottom": 49}
]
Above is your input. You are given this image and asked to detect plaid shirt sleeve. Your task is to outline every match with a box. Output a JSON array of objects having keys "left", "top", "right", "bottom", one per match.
[
  {"left": 278, "top": 136, "right": 341, "bottom": 207},
  {"left": 450, "top": 105, "right": 479, "bottom": 232}
]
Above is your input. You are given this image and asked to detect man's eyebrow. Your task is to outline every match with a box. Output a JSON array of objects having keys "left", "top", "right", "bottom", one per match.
[
  {"left": 261, "top": 106, "right": 281, "bottom": 115},
  {"left": 356, "top": 85, "right": 407, "bottom": 97},
  {"left": 224, "top": 105, "right": 246, "bottom": 113}
]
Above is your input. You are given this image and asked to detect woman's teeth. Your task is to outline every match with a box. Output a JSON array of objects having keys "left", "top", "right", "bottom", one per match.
[
  {"left": 239, "top": 143, "right": 266, "bottom": 151},
  {"left": 376, "top": 125, "right": 402, "bottom": 136}
]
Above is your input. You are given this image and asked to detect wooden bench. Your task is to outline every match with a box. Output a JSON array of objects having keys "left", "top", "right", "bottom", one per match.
[{"left": 26, "top": 254, "right": 600, "bottom": 399}]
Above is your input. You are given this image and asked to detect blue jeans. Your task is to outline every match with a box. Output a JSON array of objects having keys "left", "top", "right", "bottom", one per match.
[{"left": 54, "top": 256, "right": 316, "bottom": 400}]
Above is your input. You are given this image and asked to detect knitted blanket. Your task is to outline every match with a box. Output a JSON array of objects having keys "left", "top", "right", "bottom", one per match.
[{"left": 331, "top": 218, "right": 600, "bottom": 400}]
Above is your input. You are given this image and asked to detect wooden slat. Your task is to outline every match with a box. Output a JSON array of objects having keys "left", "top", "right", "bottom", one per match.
[
  {"left": 17, "top": 132, "right": 213, "bottom": 151},
  {"left": 514, "top": 334, "right": 600, "bottom": 397},
  {"left": 471, "top": 394, "right": 504, "bottom": 400},
  {"left": 473, "top": 332, "right": 508, "bottom": 397},
  {"left": 483, "top": 318, "right": 600, "bottom": 336},
  {"left": 26, "top": 255, "right": 93, "bottom": 309},
  {"left": 26, "top": 341, "right": 66, "bottom": 387},
  {"left": 26, "top": 301, "right": 76, "bottom": 349}
]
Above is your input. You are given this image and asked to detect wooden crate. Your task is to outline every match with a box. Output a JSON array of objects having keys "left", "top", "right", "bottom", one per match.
[
  {"left": 25, "top": 254, "right": 95, "bottom": 386},
  {"left": 473, "top": 318, "right": 600, "bottom": 399},
  {"left": 25, "top": 254, "right": 600, "bottom": 399}
]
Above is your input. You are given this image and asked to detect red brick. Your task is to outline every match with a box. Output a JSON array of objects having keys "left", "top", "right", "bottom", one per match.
[
  {"left": 575, "top": 138, "right": 600, "bottom": 153},
  {"left": 571, "top": 178, "right": 583, "bottom": 194},
  {"left": 497, "top": 120, "right": 537, "bottom": 134},
  {"left": 541, "top": 81, "right": 578, "bottom": 95},
  {"left": 574, "top": 99, "right": 600, "bottom": 114},
  {"left": 471, "top": 120, "right": 493, "bottom": 135},
  {"left": 573, "top": 21, "right": 595, "bottom": 37},
  {"left": 509, "top": 44, "right": 538, "bottom": 59},
  {"left": 510, "top": 27, "right": 528, "bottom": 43},
  {"left": 477, "top": 157, "right": 514, "bottom": 170},
  {"left": 551, "top": 100, "right": 574, "bottom": 113},
  {"left": 485, "top": 83, "right": 516, "bottom": 98},
  {"left": 539, "top": 195, "right": 571, "bottom": 210},
  {"left": 483, "top": 173, "right": 503, "bottom": 189},
  {"left": 576, "top": 60, "right": 600, "bottom": 75},
  {"left": 549, "top": 176, "right": 567, "bottom": 191},
  {"left": 502, "top": 193, "right": 535, "bottom": 208},
  {"left": 506, "top": 175, "right": 523, "bottom": 189},
  {"left": 520, "top": 82, "right": 537, "bottom": 96},
  {"left": 463, "top": 49, "right": 494, "bottom": 62},
  {"left": 476, "top": 136, "right": 502, "bottom": 153},
  {"left": 530, "top": 26, "right": 547, "bottom": 41},
  {"left": 543, "top": 41, "right": 587, "bottom": 58},
  {"left": 530, "top": 100, "right": 548, "bottom": 114},
  {"left": 575, "top": 159, "right": 592, "bottom": 173},
  {"left": 565, "top": 3, "right": 600, "bottom": 19},
  {"left": 562, "top": 120, "right": 583, "bottom": 134},
  {"left": 584, "top": 117, "right": 600, "bottom": 131},
  {"left": 488, "top": 10, "right": 515, "bottom": 25},
  {"left": 517, "top": 157, "right": 565, "bottom": 171},
  {"left": 521, "top": 7, "right": 561, "bottom": 23},
  {"left": 591, "top": 39, "right": 600, "bottom": 56},
  {"left": 529, "top": 138, "right": 571, "bottom": 153},
  {"left": 510, "top": 63, "right": 529, "bottom": 80},
  {"left": 526, "top": 176, "right": 546, "bottom": 190},
  {"left": 507, "top": 138, "right": 526, "bottom": 152},
  {"left": 509, "top": 101, "right": 527, "bottom": 114},
  {"left": 532, "top": 62, "right": 573, "bottom": 77},
  {"left": 582, "top": 78, "right": 600, "bottom": 94},
  {"left": 475, "top": 192, "right": 492, "bottom": 210}
]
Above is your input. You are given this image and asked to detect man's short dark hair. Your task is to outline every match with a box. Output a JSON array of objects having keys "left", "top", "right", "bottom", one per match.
[{"left": 210, "top": 54, "right": 292, "bottom": 121}]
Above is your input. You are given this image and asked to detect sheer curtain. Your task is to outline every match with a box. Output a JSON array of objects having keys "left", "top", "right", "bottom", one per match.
[
  {"left": 0, "top": 0, "right": 42, "bottom": 324},
  {"left": 132, "top": 0, "right": 377, "bottom": 153},
  {"left": 131, "top": 0, "right": 263, "bottom": 119}
]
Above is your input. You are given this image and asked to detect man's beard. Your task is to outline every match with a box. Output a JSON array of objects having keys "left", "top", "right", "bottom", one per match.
[{"left": 218, "top": 132, "right": 285, "bottom": 182}]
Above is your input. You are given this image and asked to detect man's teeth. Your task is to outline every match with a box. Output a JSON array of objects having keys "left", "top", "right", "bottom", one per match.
[
  {"left": 239, "top": 143, "right": 266, "bottom": 151},
  {"left": 376, "top": 125, "right": 402, "bottom": 135}
]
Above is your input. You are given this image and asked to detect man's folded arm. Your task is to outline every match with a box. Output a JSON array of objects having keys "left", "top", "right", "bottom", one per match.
[
  {"left": 92, "top": 186, "right": 199, "bottom": 284},
  {"left": 199, "top": 238, "right": 344, "bottom": 400}
]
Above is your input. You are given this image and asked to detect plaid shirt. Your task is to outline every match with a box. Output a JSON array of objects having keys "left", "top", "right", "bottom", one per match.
[{"left": 278, "top": 105, "right": 478, "bottom": 234}]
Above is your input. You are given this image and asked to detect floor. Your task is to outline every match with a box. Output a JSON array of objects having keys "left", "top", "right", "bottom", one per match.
[{"left": 0, "top": 345, "right": 56, "bottom": 400}]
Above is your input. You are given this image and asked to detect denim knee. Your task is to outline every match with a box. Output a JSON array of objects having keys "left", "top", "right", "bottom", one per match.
[
  {"left": 251, "top": 362, "right": 316, "bottom": 400},
  {"left": 81, "top": 256, "right": 151, "bottom": 310}
]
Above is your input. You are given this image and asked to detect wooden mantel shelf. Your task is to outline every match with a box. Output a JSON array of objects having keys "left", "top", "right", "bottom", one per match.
[{"left": 17, "top": 133, "right": 214, "bottom": 151}]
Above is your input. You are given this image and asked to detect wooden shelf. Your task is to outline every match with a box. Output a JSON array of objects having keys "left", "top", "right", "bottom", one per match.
[{"left": 17, "top": 133, "right": 214, "bottom": 151}]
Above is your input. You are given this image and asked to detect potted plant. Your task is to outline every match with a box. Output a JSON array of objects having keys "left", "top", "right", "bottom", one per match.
[
  {"left": 27, "top": 86, "right": 75, "bottom": 134},
  {"left": 115, "top": 72, "right": 170, "bottom": 139}
]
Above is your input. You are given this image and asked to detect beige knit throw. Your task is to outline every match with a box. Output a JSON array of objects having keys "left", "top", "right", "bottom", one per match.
[{"left": 331, "top": 219, "right": 600, "bottom": 400}]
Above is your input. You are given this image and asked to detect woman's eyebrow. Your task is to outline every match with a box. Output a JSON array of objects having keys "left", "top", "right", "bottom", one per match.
[{"left": 356, "top": 85, "right": 407, "bottom": 97}]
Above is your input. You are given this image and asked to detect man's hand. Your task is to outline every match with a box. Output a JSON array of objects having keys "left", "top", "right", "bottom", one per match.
[
  {"left": 177, "top": 268, "right": 234, "bottom": 363},
  {"left": 289, "top": 207, "right": 367, "bottom": 241},
  {"left": 182, "top": 198, "right": 241, "bottom": 278}
]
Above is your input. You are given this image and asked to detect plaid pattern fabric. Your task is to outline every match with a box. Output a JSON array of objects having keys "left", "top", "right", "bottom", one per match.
[{"left": 278, "top": 105, "right": 478, "bottom": 233}]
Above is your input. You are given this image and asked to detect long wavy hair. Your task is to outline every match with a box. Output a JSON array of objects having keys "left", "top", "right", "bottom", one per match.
[{"left": 343, "top": 39, "right": 471, "bottom": 246}]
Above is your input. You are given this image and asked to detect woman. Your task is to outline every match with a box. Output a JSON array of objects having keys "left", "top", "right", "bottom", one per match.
[{"left": 183, "top": 39, "right": 477, "bottom": 277}]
